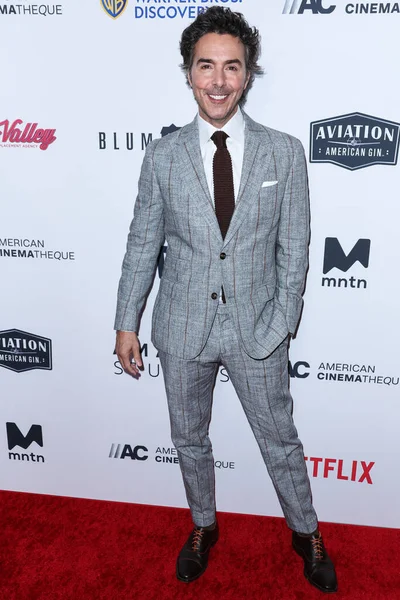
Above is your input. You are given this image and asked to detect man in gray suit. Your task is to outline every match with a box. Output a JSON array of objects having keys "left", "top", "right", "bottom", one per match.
[{"left": 115, "top": 7, "right": 337, "bottom": 593}]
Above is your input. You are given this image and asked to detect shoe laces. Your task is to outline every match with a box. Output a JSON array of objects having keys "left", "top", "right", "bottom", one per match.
[
  {"left": 311, "top": 534, "right": 324, "bottom": 560},
  {"left": 191, "top": 528, "right": 205, "bottom": 551}
]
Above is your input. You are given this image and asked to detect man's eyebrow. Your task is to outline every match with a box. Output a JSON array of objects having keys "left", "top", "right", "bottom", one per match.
[{"left": 196, "top": 58, "right": 243, "bottom": 66}]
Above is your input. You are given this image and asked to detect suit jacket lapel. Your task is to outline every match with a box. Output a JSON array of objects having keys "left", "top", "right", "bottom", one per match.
[
  {"left": 223, "top": 113, "right": 274, "bottom": 247},
  {"left": 176, "top": 117, "right": 223, "bottom": 244},
  {"left": 175, "top": 112, "right": 274, "bottom": 248}
]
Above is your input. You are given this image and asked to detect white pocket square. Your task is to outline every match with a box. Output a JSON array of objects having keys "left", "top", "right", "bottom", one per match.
[{"left": 262, "top": 180, "right": 278, "bottom": 188}]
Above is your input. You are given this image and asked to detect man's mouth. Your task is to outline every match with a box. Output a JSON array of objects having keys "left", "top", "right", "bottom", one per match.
[{"left": 208, "top": 94, "right": 228, "bottom": 102}]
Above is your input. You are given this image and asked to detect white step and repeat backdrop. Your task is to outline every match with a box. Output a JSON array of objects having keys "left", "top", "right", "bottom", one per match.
[{"left": 1, "top": 0, "right": 399, "bottom": 528}]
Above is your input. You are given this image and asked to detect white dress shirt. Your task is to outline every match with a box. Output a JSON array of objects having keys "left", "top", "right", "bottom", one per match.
[{"left": 197, "top": 107, "right": 245, "bottom": 203}]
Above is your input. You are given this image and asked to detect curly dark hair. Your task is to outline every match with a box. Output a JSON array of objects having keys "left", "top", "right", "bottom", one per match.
[{"left": 180, "top": 6, "right": 263, "bottom": 104}]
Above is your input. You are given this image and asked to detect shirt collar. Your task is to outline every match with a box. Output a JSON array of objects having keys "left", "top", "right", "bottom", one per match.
[{"left": 198, "top": 107, "right": 245, "bottom": 149}]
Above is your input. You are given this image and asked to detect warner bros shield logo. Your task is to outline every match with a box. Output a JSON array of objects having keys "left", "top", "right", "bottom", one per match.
[
  {"left": 310, "top": 113, "right": 400, "bottom": 170},
  {"left": 101, "top": 0, "right": 128, "bottom": 19}
]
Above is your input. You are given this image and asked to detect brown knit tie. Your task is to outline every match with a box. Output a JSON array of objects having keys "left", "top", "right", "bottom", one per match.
[{"left": 211, "top": 131, "right": 234, "bottom": 239}]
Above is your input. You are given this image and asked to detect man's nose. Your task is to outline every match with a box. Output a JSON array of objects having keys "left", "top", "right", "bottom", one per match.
[{"left": 212, "top": 67, "right": 226, "bottom": 88}]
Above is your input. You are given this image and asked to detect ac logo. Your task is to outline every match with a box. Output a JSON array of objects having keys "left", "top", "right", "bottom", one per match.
[
  {"left": 109, "top": 443, "right": 148, "bottom": 460},
  {"left": 322, "top": 238, "right": 370, "bottom": 289},
  {"left": 283, "top": 0, "right": 335, "bottom": 14},
  {"left": 289, "top": 361, "right": 310, "bottom": 378}
]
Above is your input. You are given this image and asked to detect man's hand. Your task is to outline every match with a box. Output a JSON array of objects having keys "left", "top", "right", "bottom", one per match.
[{"left": 115, "top": 331, "right": 143, "bottom": 378}]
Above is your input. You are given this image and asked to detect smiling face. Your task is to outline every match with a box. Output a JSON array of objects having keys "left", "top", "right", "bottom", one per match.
[{"left": 188, "top": 33, "right": 250, "bottom": 128}]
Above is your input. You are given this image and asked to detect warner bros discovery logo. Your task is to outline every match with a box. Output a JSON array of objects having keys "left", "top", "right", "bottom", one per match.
[
  {"left": 6, "top": 423, "right": 45, "bottom": 463},
  {"left": 322, "top": 238, "right": 371, "bottom": 289},
  {"left": 310, "top": 113, "right": 400, "bottom": 170},
  {"left": 101, "top": 0, "right": 128, "bottom": 19}
]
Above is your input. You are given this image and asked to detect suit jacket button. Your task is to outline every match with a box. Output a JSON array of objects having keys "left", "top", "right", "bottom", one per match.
[
  {"left": 211, "top": 292, "right": 218, "bottom": 300},
  {"left": 220, "top": 252, "right": 226, "bottom": 260}
]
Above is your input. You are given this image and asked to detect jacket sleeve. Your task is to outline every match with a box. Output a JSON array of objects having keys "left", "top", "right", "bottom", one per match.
[
  {"left": 114, "top": 140, "right": 165, "bottom": 332},
  {"left": 275, "top": 137, "right": 310, "bottom": 335}
]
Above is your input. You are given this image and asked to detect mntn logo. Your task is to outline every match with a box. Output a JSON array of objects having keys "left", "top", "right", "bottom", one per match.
[
  {"left": 101, "top": 0, "right": 128, "bottom": 19},
  {"left": 322, "top": 238, "right": 370, "bottom": 289},
  {"left": 6, "top": 422, "right": 44, "bottom": 463},
  {"left": 109, "top": 443, "right": 148, "bottom": 460},
  {"left": 283, "top": 0, "right": 335, "bottom": 14}
]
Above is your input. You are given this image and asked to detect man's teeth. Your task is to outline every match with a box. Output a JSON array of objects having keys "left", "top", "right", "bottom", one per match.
[{"left": 209, "top": 95, "right": 227, "bottom": 100}]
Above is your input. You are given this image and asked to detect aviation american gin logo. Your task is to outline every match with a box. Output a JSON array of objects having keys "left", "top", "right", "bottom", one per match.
[
  {"left": 310, "top": 113, "right": 400, "bottom": 170},
  {"left": 0, "top": 329, "right": 52, "bottom": 373}
]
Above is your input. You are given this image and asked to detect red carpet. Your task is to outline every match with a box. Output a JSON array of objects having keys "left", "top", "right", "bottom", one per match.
[{"left": 0, "top": 491, "right": 399, "bottom": 600}]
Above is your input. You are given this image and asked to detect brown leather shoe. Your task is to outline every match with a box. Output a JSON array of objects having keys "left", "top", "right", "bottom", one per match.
[
  {"left": 176, "top": 523, "right": 219, "bottom": 583},
  {"left": 292, "top": 531, "right": 338, "bottom": 593}
]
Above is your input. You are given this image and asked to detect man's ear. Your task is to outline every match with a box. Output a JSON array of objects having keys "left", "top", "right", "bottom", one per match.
[
  {"left": 187, "top": 71, "right": 192, "bottom": 88},
  {"left": 244, "top": 71, "right": 250, "bottom": 90}
]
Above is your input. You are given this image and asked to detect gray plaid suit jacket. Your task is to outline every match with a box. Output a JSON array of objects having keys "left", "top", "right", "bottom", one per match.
[{"left": 114, "top": 112, "right": 310, "bottom": 360}]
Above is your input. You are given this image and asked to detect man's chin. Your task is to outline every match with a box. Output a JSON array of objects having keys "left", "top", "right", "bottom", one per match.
[{"left": 200, "top": 104, "right": 238, "bottom": 126}]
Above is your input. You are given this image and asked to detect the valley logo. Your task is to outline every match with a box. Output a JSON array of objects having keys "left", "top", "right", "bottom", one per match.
[
  {"left": 310, "top": 113, "right": 400, "bottom": 170},
  {"left": 0, "top": 119, "right": 57, "bottom": 150},
  {"left": 0, "top": 329, "right": 52, "bottom": 373},
  {"left": 6, "top": 423, "right": 45, "bottom": 463},
  {"left": 322, "top": 238, "right": 370, "bottom": 289}
]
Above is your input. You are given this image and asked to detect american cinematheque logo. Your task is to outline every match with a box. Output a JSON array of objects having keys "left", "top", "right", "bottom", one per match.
[
  {"left": 109, "top": 443, "right": 235, "bottom": 469},
  {"left": 0, "top": 330, "right": 52, "bottom": 373},
  {"left": 310, "top": 113, "right": 400, "bottom": 170},
  {"left": 0, "top": 238, "right": 75, "bottom": 261},
  {"left": 289, "top": 360, "right": 399, "bottom": 387},
  {"left": 0, "top": 4, "right": 62, "bottom": 16}
]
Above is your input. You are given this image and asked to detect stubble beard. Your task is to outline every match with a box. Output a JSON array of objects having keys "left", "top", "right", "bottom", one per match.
[{"left": 194, "top": 90, "right": 243, "bottom": 127}]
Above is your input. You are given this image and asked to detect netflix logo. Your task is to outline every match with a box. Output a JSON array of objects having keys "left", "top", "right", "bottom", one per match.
[{"left": 304, "top": 457, "right": 375, "bottom": 485}]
